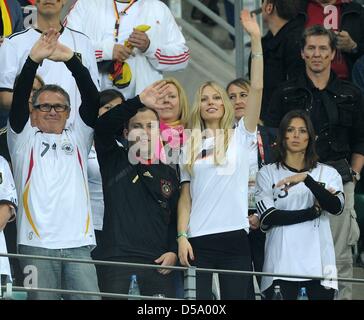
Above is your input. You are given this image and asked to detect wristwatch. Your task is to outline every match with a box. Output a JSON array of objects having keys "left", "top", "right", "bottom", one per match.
[{"left": 351, "top": 169, "right": 361, "bottom": 182}]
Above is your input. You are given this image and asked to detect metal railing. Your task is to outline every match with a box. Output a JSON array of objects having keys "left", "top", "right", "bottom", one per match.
[{"left": 1, "top": 252, "right": 364, "bottom": 300}]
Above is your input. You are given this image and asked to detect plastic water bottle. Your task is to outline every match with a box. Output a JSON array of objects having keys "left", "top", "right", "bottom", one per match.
[
  {"left": 272, "top": 285, "right": 284, "bottom": 300},
  {"left": 128, "top": 275, "right": 141, "bottom": 300},
  {"left": 297, "top": 287, "right": 309, "bottom": 300}
]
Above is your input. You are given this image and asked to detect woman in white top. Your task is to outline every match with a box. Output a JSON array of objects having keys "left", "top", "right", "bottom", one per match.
[
  {"left": 255, "top": 110, "right": 345, "bottom": 300},
  {"left": 177, "top": 10, "right": 263, "bottom": 300}
]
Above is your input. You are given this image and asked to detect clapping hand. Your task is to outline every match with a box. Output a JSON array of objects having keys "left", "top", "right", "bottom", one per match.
[
  {"left": 139, "top": 81, "right": 171, "bottom": 111},
  {"left": 48, "top": 41, "right": 74, "bottom": 62},
  {"left": 30, "top": 28, "right": 74, "bottom": 63},
  {"left": 30, "top": 28, "right": 60, "bottom": 63}
]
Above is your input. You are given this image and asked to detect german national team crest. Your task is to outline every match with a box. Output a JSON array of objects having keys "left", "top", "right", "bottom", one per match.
[
  {"left": 161, "top": 179, "right": 172, "bottom": 198},
  {"left": 61, "top": 142, "right": 74, "bottom": 155}
]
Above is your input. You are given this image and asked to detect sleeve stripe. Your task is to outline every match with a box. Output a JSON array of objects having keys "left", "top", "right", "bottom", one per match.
[
  {"left": 256, "top": 200, "right": 267, "bottom": 215},
  {"left": 155, "top": 49, "right": 190, "bottom": 59},
  {"left": 259, "top": 207, "right": 277, "bottom": 233},
  {"left": 333, "top": 191, "right": 345, "bottom": 216},
  {"left": 158, "top": 56, "right": 190, "bottom": 65}
]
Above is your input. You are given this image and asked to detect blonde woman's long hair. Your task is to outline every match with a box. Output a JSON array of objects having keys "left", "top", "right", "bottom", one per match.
[
  {"left": 164, "top": 77, "right": 189, "bottom": 127},
  {"left": 184, "top": 82, "right": 235, "bottom": 175}
]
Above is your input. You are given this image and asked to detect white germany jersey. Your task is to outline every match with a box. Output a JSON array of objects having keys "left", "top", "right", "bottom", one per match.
[
  {"left": 0, "top": 156, "right": 17, "bottom": 278},
  {"left": 255, "top": 163, "right": 343, "bottom": 292},
  {"left": 87, "top": 146, "right": 104, "bottom": 231},
  {"left": 179, "top": 118, "right": 256, "bottom": 238},
  {"left": 7, "top": 113, "right": 95, "bottom": 249},
  {"left": 0, "top": 26, "right": 99, "bottom": 124}
]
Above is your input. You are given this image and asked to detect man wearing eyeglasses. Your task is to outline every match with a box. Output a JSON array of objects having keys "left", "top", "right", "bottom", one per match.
[
  {"left": 266, "top": 25, "right": 364, "bottom": 300},
  {"left": 0, "top": 0, "right": 99, "bottom": 128},
  {"left": 7, "top": 28, "right": 100, "bottom": 300}
]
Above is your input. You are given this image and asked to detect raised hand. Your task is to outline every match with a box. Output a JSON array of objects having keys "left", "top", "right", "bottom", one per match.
[
  {"left": 29, "top": 28, "right": 60, "bottom": 63},
  {"left": 240, "top": 9, "right": 261, "bottom": 38},
  {"left": 139, "top": 80, "right": 171, "bottom": 111},
  {"left": 48, "top": 41, "right": 74, "bottom": 62}
]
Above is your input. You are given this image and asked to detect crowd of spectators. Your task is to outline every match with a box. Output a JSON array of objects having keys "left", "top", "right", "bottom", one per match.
[{"left": 0, "top": 0, "right": 364, "bottom": 301}]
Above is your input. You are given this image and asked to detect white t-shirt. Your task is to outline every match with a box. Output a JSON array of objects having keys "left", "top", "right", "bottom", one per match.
[
  {"left": 87, "top": 146, "right": 104, "bottom": 231},
  {"left": 179, "top": 118, "right": 256, "bottom": 238},
  {"left": 0, "top": 157, "right": 18, "bottom": 278},
  {"left": 255, "top": 163, "right": 343, "bottom": 292},
  {"left": 0, "top": 26, "right": 100, "bottom": 124},
  {"left": 7, "top": 112, "right": 96, "bottom": 249}
]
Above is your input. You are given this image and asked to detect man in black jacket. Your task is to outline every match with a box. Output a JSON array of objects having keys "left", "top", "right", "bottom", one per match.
[
  {"left": 95, "top": 81, "right": 179, "bottom": 299},
  {"left": 296, "top": 0, "right": 364, "bottom": 80},
  {"left": 266, "top": 25, "right": 364, "bottom": 300},
  {"left": 258, "top": 0, "right": 304, "bottom": 122}
]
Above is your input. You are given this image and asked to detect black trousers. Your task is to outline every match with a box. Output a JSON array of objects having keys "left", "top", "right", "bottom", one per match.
[
  {"left": 189, "top": 229, "right": 253, "bottom": 300},
  {"left": 248, "top": 228, "right": 265, "bottom": 284},
  {"left": 264, "top": 279, "right": 335, "bottom": 300},
  {"left": 98, "top": 256, "right": 176, "bottom": 299}
]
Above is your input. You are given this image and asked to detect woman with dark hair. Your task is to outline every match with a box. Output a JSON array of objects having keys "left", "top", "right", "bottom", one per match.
[
  {"left": 89, "top": 88, "right": 125, "bottom": 262},
  {"left": 255, "top": 110, "right": 345, "bottom": 300}
]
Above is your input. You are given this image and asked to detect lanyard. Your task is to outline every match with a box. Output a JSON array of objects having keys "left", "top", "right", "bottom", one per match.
[
  {"left": 257, "top": 130, "right": 265, "bottom": 165},
  {"left": 113, "top": 0, "right": 137, "bottom": 43}
]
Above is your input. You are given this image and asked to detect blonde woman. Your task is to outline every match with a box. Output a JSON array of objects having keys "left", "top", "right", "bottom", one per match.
[
  {"left": 158, "top": 78, "right": 189, "bottom": 164},
  {"left": 177, "top": 10, "right": 263, "bottom": 300}
]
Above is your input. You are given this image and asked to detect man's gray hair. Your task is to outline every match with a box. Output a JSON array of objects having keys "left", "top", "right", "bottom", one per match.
[{"left": 31, "top": 84, "right": 71, "bottom": 108}]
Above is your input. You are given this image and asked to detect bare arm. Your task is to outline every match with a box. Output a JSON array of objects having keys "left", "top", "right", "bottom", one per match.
[
  {"left": 177, "top": 182, "right": 194, "bottom": 267},
  {"left": 351, "top": 153, "right": 364, "bottom": 177},
  {"left": 0, "top": 205, "right": 13, "bottom": 231},
  {"left": 241, "top": 10, "right": 263, "bottom": 133},
  {"left": 0, "top": 92, "right": 13, "bottom": 111}
]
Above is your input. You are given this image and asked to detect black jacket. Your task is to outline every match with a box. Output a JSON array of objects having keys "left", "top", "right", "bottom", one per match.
[
  {"left": 297, "top": 0, "right": 364, "bottom": 76},
  {"left": 266, "top": 72, "right": 364, "bottom": 162},
  {"left": 94, "top": 98, "right": 179, "bottom": 261},
  {"left": 258, "top": 18, "right": 305, "bottom": 122}
]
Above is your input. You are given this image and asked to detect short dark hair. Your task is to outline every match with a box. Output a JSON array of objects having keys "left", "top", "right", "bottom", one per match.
[
  {"left": 301, "top": 24, "right": 337, "bottom": 51},
  {"left": 31, "top": 84, "right": 70, "bottom": 108},
  {"left": 276, "top": 110, "right": 318, "bottom": 170},
  {"left": 14, "top": 74, "right": 45, "bottom": 90},
  {"left": 266, "top": 0, "right": 300, "bottom": 21},
  {"left": 126, "top": 107, "right": 160, "bottom": 129},
  {"left": 100, "top": 89, "right": 125, "bottom": 109},
  {"left": 226, "top": 78, "right": 251, "bottom": 93}
]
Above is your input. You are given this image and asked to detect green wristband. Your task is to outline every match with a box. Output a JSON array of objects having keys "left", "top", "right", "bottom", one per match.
[{"left": 176, "top": 232, "right": 188, "bottom": 240}]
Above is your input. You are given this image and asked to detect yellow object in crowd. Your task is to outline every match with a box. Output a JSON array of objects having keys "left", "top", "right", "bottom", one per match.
[{"left": 124, "top": 24, "right": 151, "bottom": 49}]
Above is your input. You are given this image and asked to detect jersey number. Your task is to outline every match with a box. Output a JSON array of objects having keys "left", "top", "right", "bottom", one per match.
[{"left": 41, "top": 142, "right": 50, "bottom": 157}]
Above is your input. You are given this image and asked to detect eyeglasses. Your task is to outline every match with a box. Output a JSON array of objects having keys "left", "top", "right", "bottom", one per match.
[{"left": 33, "top": 103, "right": 69, "bottom": 112}]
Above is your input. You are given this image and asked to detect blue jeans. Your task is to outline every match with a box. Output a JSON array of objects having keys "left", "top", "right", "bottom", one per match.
[{"left": 18, "top": 245, "right": 100, "bottom": 300}]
